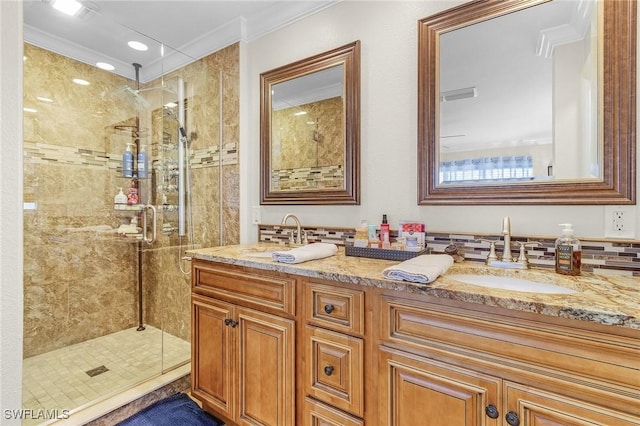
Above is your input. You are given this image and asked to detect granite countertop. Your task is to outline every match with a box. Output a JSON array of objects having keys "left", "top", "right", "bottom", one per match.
[{"left": 187, "top": 243, "right": 640, "bottom": 330}]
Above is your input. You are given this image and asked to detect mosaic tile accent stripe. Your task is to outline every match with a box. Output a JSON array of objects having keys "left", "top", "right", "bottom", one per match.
[
  {"left": 23, "top": 141, "right": 238, "bottom": 171},
  {"left": 259, "top": 224, "right": 640, "bottom": 277},
  {"left": 271, "top": 165, "right": 343, "bottom": 191}
]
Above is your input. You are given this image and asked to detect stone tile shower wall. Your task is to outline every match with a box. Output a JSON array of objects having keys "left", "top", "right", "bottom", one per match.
[{"left": 23, "top": 43, "right": 240, "bottom": 358}]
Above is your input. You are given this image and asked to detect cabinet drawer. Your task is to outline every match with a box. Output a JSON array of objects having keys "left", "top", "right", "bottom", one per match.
[
  {"left": 303, "top": 397, "right": 364, "bottom": 426},
  {"left": 304, "top": 325, "right": 364, "bottom": 417},
  {"left": 193, "top": 260, "right": 295, "bottom": 315},
  {"left": 305, "top": 281, "right": 364, "bottom": 336},
  {"left": 380, "top": 295, "right": 640, "bottom": 392}
]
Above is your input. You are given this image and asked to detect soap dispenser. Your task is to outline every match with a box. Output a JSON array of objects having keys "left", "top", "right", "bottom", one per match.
[
  {"left": 555, "top": 223, "right": 581, "bottom": 275},
  {"left": 114, "top": 188, "right": 127, "bottom": 204}
]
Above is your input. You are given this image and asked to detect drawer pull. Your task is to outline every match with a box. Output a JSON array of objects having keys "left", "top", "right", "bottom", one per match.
[
  {"left": 323, "top": 304, "right": 335, "bottom": 314},
  {"left": 323, "top": 365, "right": 334, "bottom": 376},
  {"left": 485, "top": 405, "right": 499, "bottom": 419},
  {"left": 505, "top": 411, "right": 520, "bottom": 426}
]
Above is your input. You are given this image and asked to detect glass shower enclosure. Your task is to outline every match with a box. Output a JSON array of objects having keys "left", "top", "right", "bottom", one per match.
[{"left": 22, "top": 8, "right": 236, "bottom": 422}]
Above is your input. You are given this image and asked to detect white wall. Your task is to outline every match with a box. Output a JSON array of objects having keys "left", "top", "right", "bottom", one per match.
[
  {"left": 0, "top": 0, "right": 24, "bottom": 423},
  {"left": 241, "top": 0, "right": 640, "bottom": 242}
]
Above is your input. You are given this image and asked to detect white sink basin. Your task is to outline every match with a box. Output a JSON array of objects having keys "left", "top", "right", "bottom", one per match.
[{"left": 447, "top": 274, "right": 576, "bottom": 294}]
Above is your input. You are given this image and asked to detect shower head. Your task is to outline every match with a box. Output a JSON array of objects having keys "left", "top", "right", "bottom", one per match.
[{"left": 120, "top": 85, "right": 152, "bottom": 109}]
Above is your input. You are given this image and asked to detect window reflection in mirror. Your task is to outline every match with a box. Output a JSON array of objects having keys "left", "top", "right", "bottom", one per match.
[
  {"left": 418, "top": 0, "right": 635, "bottom": 205},
  {"left": 438, "top": 0, "right": 599, "bottom": 185}
]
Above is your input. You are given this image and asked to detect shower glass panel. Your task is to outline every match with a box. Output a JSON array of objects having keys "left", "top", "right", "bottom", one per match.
[{"left": 21, "top": 7, "right": 234, "bottom": 420}]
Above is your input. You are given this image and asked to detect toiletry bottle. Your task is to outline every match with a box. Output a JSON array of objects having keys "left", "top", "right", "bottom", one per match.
[
  {"left": 380, "top": 214, "right": 390, "bottom": 247},
  {"left": 555, "top": 223, "right": 581, "bottom": 275},
  {"left": 114, "top": 188, "right": 127, "bottom": 205},
  {"left": 137, "top": 144, "right": 148, "bottom": 178},
  {"left": 354, "top": 220, "right": 369, "bottom": 248},
  {"left": 122, "top": 143, "right": 134, "bottom": 178}
]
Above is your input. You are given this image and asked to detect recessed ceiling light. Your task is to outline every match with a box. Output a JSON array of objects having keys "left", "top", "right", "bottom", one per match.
[
  {"left": 96, "top": 62, "right": 114, "bottom": 71},
  {"left": 24, "top": 107, "right": 38, "bottom": 113},
  {"left": 72, "top": 78, "right": 90, "bottom": 86},
  {"left": 128, "top": 41, "right": 148, "bottom": 51},
  {"left": 36, "top": 97, "right": 53, "bottom": 103},
  {"left": 51, "top": 0, "right": 83, "bottom": 16}
]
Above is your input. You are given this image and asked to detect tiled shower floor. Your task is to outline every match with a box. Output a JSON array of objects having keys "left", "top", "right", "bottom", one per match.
[{"left": 22, "top": 326, "right": 190, "bottom": 425}]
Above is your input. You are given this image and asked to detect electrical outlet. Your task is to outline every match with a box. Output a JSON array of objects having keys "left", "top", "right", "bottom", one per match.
[
  {"left": 612, "top": 210, "right": 625, "bottom": 231},
  {"left": 604, "top": 206, "right": 636, "bottom": 238}
]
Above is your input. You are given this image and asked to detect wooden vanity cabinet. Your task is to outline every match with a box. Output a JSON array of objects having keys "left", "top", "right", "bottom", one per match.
[
  {"left": 377, "top": 293, "right": 640, "bottom": 426},
  {"left": 191, "top": 260, "right": 296, "bottom": 426},
  {"left": 191, "top": 257, "right": 638, "bottom": 426}
]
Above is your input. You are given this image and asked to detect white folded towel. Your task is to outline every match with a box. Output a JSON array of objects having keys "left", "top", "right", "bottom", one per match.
[
  {"left": 382, "top": 254, "right": 454, "bottom": 284},
  {"left": 272, "top": 243, "right": 338, "bottom": 264}
]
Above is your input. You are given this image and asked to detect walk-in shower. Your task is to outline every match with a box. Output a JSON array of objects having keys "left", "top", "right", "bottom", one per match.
[{"left": 21, "top": 31, "right": 235, "bottom": 422}]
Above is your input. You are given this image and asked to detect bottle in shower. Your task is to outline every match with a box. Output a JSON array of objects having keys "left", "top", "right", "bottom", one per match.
[
  {"left": 137, "top": 144, "right": 148, "bottom": 178},
  {"left": 122, "top": 143, "right": 133, "bottom": 178}
]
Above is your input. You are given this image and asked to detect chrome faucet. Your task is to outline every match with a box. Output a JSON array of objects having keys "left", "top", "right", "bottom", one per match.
[{"left": 281, "top": 213, "right": 306, "bottom": 245}]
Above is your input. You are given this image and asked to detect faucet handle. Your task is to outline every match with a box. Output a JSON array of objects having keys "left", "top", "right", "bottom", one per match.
[
  {"left": 479, "top": 239, "right": 499, "bottom": 262},
  {"left": 302, "top": 230, "right": 309, "bottom": 245},
  {"left": 515, "top": 241, "right": 541, "bottom": 266}
]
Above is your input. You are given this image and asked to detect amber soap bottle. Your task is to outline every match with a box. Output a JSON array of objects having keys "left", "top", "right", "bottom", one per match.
[{"left": 555, "top": 224, "right": 581, "bottom": 275}]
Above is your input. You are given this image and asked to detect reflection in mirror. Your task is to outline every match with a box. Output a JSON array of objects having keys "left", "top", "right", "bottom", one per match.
[
  {"left": 418, "top": 0, "right": 636, "bottom": 205},
  {"left": 439, "top": 0, "right": 598, "bottom": 184},
  {"left": 270, "top": 65, "right": 345, "bottom": 192},
  {"left": 261, "top": 41, "right": 360, "bottom": 205}
]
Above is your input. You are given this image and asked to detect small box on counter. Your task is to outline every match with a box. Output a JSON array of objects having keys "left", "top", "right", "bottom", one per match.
[{"left": 399, "top": 220, "right": 426, "bottom": 251}]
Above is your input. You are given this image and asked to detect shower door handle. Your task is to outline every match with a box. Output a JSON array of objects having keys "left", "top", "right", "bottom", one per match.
[{"left": 141, "top": 204, "right": 157, "bottom": 244}]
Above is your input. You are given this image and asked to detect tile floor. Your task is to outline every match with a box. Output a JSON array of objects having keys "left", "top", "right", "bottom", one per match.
[{"left": 22, "top": 326, "right": 190, "bottom": 426}]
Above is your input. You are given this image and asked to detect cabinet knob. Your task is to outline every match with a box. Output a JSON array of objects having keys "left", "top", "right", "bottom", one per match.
[
  {"left": 505, "top": 411, "right": 520, "bottom": 426},
  {"left": 323, "top": 365, "right": 334, "bottom": 376},
  {"left": 324, "top": 304, "right": 335, "bottom": 314},
  {"left": 485, "top": 405, "right": 499, "bottom": 419},
  {"left": 224, "top": 318, "right": 239, "bottom": 328}
]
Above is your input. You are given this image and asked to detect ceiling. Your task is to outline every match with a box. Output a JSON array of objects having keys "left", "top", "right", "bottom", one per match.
[{"left": 23, "top": 0, "right": 339, "bottom": 82}]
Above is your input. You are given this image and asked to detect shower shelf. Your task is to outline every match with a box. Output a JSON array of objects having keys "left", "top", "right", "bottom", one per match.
[
  {"left": 114, "top": 204, "right": 144, "bottom": 211},
  {"left": 114, "top": 204, "right": 179, "bottom": 212}
]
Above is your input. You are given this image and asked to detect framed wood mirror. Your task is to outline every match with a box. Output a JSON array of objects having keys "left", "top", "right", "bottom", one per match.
[
  {"left": 418, "top": 0, "right": 636, "bottom": 205},
  {"left": 260, "top": 41, "right": 361, "bottom": 205}
]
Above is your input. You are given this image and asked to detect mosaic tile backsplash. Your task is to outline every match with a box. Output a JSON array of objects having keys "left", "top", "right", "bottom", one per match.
[{"left": 259, "top": 224, "right": 640, "bottom": 277}]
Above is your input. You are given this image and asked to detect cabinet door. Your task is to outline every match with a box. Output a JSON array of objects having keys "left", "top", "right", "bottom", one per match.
[
  {"left": 504, "top": 381, "right": 639, "bottom": 426},
  {"left": 236, "top": 306, "right": 295, "bottom": 426},
  {"left": 192, "top": 295, "right": 235, "bottom": 419},
  {"left": 379, "top": 347, "right": 501, "bottom": 426}
]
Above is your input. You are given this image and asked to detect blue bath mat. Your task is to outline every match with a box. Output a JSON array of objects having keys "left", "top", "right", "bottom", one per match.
[{"left": 117, "top": 392, "right": 224, "bottom": 426}]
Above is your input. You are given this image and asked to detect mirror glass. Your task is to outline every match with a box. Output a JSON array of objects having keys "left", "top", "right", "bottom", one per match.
[
  {"left": 418, "top": 0, "right": 636, "bottom": 204},
  {"left": 439, "top": 0, "right": 598, "bottom": 184},
  {"left": 261, "top": 41, "right": 360, "bottom": 205}
]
